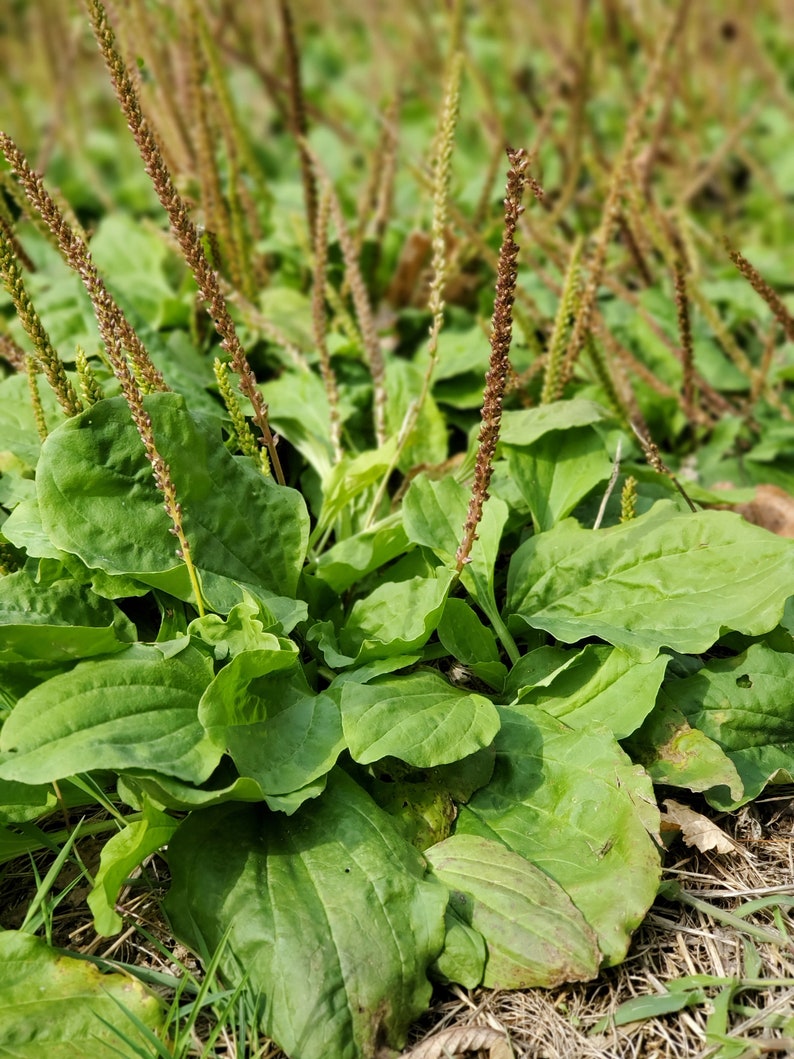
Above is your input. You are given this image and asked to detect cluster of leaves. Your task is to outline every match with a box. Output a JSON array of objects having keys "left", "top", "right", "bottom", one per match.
[{"left": 2, "top": 2, "right": 794, "bottom": 1057}]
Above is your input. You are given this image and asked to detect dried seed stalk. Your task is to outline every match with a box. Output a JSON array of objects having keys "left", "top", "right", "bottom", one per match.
[
  {"left": 313, "top": 156, "right": 387, "bottom": 446},
  {"left": 673, "top": 253, "right": 695, "bottom": 420},
  {"left": 84, "top": 0, "right": 284, "bottom": 483},
  {"left": 312, "top": 189, "right": 343, "bottom": 463},
  {"left": 456, "top": 148, "right": 529, "bottom": 572},
  {"left": 556, "top": 0, "right": 690, "bottom": 395},
  {"left": 727, "top": 244, "right": 794, "bottom": 345},
  {"left": 278, "top": 0, "right": 317, "bottom": 245},
  {"left": 0, "top": 132, "right": 165, "bottom": 395},
  {"left": 0, "top": 131, "right": 205, "bottom": 614}
]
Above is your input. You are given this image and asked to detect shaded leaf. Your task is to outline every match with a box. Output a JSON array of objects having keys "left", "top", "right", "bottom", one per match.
[
  {"left": 426, "top": 834, "right": 600, "bottom": 988},
  {"left": 164, "top": 770, "right": 448, "bottom": 1059},
  {"left": 504, "top": 427, "right": 612, "bottom": 532}
]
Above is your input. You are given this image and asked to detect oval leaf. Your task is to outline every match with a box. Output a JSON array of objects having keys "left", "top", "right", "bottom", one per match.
[
  {"left": 331, "top": 670, "right": 501, "bottom": 768},
  {"left": 426, "top": 834, "right": 600, "bottom": 988},
  {"left": 507, "top": 502, "right": 794, "bottom": 661},
  {"left": 459, "top": 705, "right": 661, "bottom": 966},
  {"left": 0, "top": 644, "right": 218, "bottom": 784},
  {"left": 164, "top": 770, "right": 448, "bottom": 1059},
  {"left": 36, "top": 394, "right": 309, "bottom": 603}
]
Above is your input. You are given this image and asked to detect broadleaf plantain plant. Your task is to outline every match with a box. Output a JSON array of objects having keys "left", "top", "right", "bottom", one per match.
[{"left": 2, "top": 2, "right": 794, "bottom": 1056}]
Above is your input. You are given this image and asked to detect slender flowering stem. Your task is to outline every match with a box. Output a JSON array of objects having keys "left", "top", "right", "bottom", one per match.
[
  {"left": 0, "top": 221, "right": 82, "bottom": 417},
  {"left": 0, "top": 131, "right": 206, "bottom": 615},
  {"left": 0, "top": 132, "right": 165, "bottom": 396},
  {"left": 456, "top": 148, "right": 529, "bottom": 572},
  {"left": 83, "top": 0, "right": 284, "bottom": 484}
]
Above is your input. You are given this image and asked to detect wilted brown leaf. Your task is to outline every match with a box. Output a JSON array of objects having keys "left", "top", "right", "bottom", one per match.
[
  {"left": 401, "top": 1025, "right": 514, "bottom": 1059},
  {"left": 662, "top": 799, "right": 737, "bottom": 854}
]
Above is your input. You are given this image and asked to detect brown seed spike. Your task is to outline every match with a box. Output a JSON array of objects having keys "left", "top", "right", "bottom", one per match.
[{"left": 456, "top": 148, "right": 531, "bottom": 572}]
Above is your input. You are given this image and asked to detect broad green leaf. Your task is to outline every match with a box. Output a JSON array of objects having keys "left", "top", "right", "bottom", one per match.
[
  {"left": 437, "top": 597, "right": 508, "bottom": 691},
  {"left": 200, "top": 659, "right": 344, "bottom": 804},
  {"left": 337, "top": 568, "right": 454, "bottom": 664},
  {"left": 403, "top": 474, "right": 510, "bottom": 640},
  {"left": 313, "top": 517, "right": 409, "bottom": 593},
  {"left": 164, "top": 770, "right": 448, "bottom": 1059},
  {"left": 88, "top": 799, "right": 179, "bottom": 936},
  {"left": 384, "top": 358, "right": 447, "bottom": 471},
  {"left": 459, "top": 705, "right": 661, "bottom": 965},
  {"left": 666, "top": 643, "right": 794, "bottom": 808},
  {"left": 260, "top": 370, "right": 336, "bottom": 479},
  {"left": 331, "top": 669, "right": 500, "bottom": 768},
  {"left": 504, "top": 425, "right": 613, "bottom": 532},
  {"left": 507, "top": 501, "right": 794, "bottom": 661},
  {"left": 0, "top": 929, "right": 165, "bottom": 1057},
  {"left": 0, "top": 570, "right": 136, "bottom": 664},
  {"left": 312, "top": 438, "right": 398, "bottom": 541},
  {"left": 0, "top": 644, "right": 218, "bottom": 785},
  {"left": 430, "top": 904, "right": 487, "bottom": 988},
  {"left": 426, "top": 834, "right": 600, "bottom": 988},
  {"left": 624, "top": 690, "right": 744, "bottom": 802},
  {"left": 36, "top": 394, "right": 309, "bottom": 604},
  {"left": 511, "top": 644, "right": 668, "bottom": 740},
  {"left": 499, "top": 399, "right": 611, "bottom": 446}
]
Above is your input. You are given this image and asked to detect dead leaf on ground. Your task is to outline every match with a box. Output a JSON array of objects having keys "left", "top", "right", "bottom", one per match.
[
  {"left": 662, "top": 799, "right": 737, "bottom": 854},
  {"left": 401, "top": 1025, "right": 514, "bottom": 1059}
]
